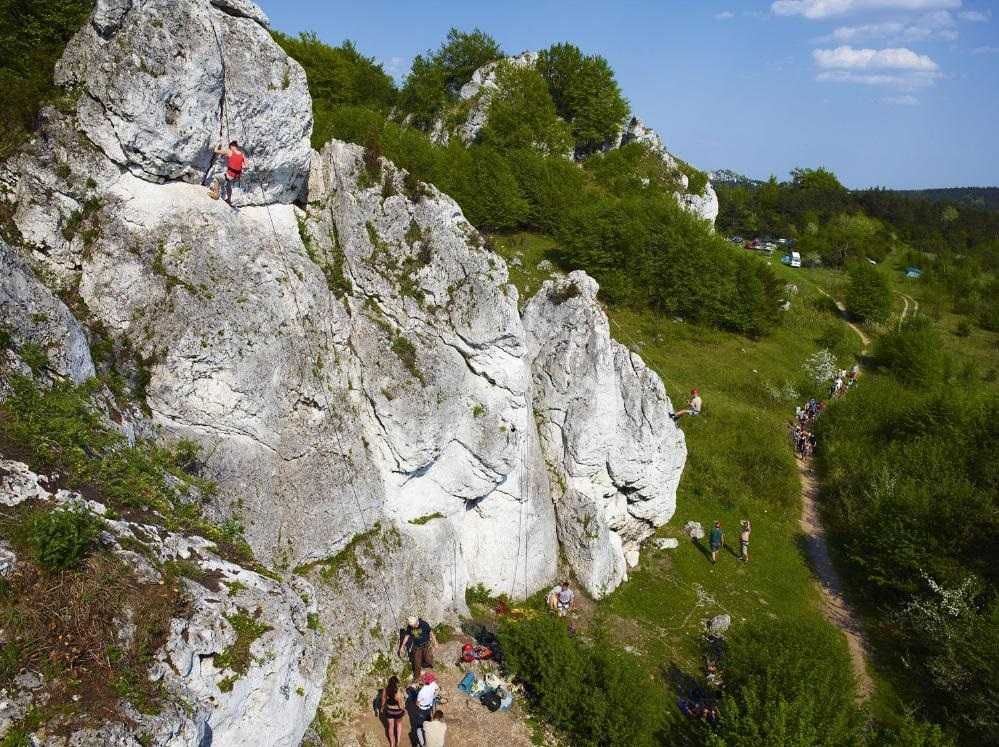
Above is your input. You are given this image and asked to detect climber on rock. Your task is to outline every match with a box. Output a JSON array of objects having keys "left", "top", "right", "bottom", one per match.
[{"left": 212, "top": 140, "right": 246, "bottom": 206}]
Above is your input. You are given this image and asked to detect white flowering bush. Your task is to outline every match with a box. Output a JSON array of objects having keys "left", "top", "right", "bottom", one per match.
[{"left": 802, "top": 349, "right": 838, "bottom": 384}]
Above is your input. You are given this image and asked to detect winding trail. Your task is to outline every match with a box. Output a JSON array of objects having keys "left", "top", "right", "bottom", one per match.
[
  {"left": 895, "top": 291, "right": 918, "bottom": 327},
  {"left": 800, "top": 286, "right": 875, "bottom": 700}
]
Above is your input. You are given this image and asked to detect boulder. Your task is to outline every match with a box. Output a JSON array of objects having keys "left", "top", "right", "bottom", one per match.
[
  {"left": 707, "top": 613, "right": 731, "bottom": 636},
  {"left": 653, "top": 537, "right": 680, "bottom": 550},
  {"left": 683, "top": 521, "right": 705, "bottom": 540}
]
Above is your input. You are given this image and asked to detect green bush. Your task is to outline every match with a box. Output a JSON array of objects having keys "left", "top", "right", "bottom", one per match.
[
  {"left": 27, "top": 507, "right": 102, "bottom": 571},
  {"left": 271, "top": 33, "right": 396, "bottom": 150},
  {"left": 499, "top": 616, "right": 662, "bottom": 747},
  {"left": 873, "top": 316, "right": 947, "bottom": 387},
  {"left": 537, "top": 43, "right": 629, "bottom": 152},
  {"left": 844, "top": 261, "right": 891, "bottom": 322},
  {"left": 701, "top": 617, "right": 863, "bottom": 746},
  {"left": 0, "top": 0, "right": 94, "bottom": 161},
  {"left": 479, "top": 62, "right": 572, "bottom": 156},
  {"left": 398, "top": 28, "right": 502, "bottom": 129}
]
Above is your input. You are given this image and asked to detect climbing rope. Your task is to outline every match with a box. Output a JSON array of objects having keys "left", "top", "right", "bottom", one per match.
[{"left": 203, "top": 23, "right": 403, "bottom": 627}]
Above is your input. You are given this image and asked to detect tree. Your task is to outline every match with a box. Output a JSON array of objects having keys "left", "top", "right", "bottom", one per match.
[
  {"left": 703, "top": 617, "right": 863, "bottom": 747},
  {"left": 844, "top": 262, "right": 891, "bottom": 322},
  {"left": 479, "top": 62, "right": 572, "bottom": 156},
  {"left": 398, "top": 28, "right": 502, "bottom": 128},
  {"left": 537, "top": 43, "right": 630, "bottom": 152}
]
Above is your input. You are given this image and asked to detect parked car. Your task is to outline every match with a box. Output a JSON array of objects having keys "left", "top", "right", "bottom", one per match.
[{"left": 781, "top": 251, "right": 802, "bottom": 268}]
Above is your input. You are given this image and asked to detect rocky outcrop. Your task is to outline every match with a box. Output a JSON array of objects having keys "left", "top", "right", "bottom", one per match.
[
  {"left": 0, "top": 460, "right": 328, "bottom": 747},
  {"left": 0, "top": 0, "right": 688, "bottom": 724},
  {"left": 54, "top": 0, "right": 309, "bottom": 205},
  {"left": 434, "top": 57, "right": 718, "bottom": 226},
  {"left": 0, "top": 242, "right": 95, "bottom": 385},
  {"left": 523, "top": 273, "right": 685, "bottom": 596}
]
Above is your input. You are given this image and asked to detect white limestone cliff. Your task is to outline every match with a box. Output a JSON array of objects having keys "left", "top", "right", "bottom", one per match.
[{"left": 0, "top": 0, "right": 689, "bottom": 735}]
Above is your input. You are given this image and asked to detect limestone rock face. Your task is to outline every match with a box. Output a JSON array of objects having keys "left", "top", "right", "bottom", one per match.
[
  {"left": 0, "top": 461, "right": 328, "bottom": 747},
  {"left": 523, "top": 272, "right": 686, "bottom": 596},
  {"left": 0, "top": 243, "right": 95, "bottom": 385},
  {"left": 0, "top": 0, "right": 689, "bottom": 717},
  {"left": 55, "top": 0, "right": 309, "bottom": 205}
]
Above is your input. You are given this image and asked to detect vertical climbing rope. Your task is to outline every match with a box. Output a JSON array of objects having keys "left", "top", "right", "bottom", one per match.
[{"left": 203, "top": 24, "right": 403, "bottom": 629}]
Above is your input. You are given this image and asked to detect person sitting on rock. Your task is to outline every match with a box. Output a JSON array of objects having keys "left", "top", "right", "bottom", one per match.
[
  {"left": 671, "top": 389, "right": 702, "bottom": 421},
  {"left": 398, "top": 616, "right": 438, "bottom": 682},
  {"left": 213, "top": 140, "right": 246, "bottom": 205},
  {"left": 546, "top": 581, "right": 575, "bottom": 617}
]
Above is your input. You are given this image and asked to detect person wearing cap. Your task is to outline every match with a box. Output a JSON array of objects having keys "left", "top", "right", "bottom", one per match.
[
  {"left": 398, "top": 616, "right": 438, "bottom": 682},
  {"left": 413, "top": 672, "right": 440, "bottom": 745},
  {"left": 671, "top": 389, "right": 703, "bottom": 421}
]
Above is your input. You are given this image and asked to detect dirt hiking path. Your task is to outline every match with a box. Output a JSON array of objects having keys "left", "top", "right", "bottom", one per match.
[{"left": 799, "top": 285, "right": 875, "bottom": 700}]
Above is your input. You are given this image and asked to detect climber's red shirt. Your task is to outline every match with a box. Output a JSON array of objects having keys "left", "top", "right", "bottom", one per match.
[{"left": 226, "top": 149, "right": 245, "bottom": 179}]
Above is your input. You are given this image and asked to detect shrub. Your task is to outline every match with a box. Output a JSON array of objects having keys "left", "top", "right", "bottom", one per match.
[
  {"left": 27, "top": 507, "right": 102, "bottom": 571},
  {"left": 844, "top": 261, "right": 891, "bottom": 322},
  {"left": 0, "top": 0, "right": 95, "bottom": 161},
  {"left": 537, "top": 43, "right": 629, "bottom": 152},
  {"left": 700, "top": 617, "right": 863, "bottom": 746},
  {"left": 479, "top": 62, "right": 572, "bottom": 156},
  {"left": 499, "top": 616, "right": 662, "bottom": 747},
  {"left": 873, "top": 315, "right": 946, "bottom": 387}
]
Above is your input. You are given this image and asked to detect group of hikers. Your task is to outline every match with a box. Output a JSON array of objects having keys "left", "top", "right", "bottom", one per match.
[{"left": 790, "top": 365, "right": 858, "bottom": 458}]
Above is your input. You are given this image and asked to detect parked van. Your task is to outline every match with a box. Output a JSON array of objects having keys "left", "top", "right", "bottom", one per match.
[{"left": 781, "top": 251, "right": 802, "bottom": 268}]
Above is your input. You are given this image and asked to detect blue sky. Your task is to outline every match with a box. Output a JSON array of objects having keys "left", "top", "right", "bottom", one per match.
[{"left": 259, "top": 0, "right": 998, "bottom": 189}]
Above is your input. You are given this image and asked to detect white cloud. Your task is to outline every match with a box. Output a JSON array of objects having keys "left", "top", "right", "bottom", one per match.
[
  {"left": 817, "top": 69, "right": 942, "bottom": 87},
  {"left": 972, "top": 45, "right": 999, "bottom": 54},
  {"left": 814, "top": 45, "right": 940, "bottom": 70},
  {"left": 882, "top": 93, "right": 921, "bottom": 104},
  {"left": 958, "top": 9, "right": 991, "bottom": 21},
  {"left": 772, "top": 0, "right": 961, "bottom": 20},
  {"left": 379, "top": 56, "right": 410, "bottom": 80},
  {"left": 826, "top": 13, "right": 959, "bottom": 43},
  {"left": 715, "top": 10, "right": 736, "bottom": 20}
]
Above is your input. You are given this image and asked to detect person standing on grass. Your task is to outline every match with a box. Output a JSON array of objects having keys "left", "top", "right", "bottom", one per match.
[
  {"left": 379, "top": 675, "right": 406, "bottom": 747},
  {"left": 398, "top": 616, "right": 438, "bottom": 682},
  {"left": 739, "top": 520, "right": 751, "bottom": 562},
  {"left": 709, "top": 521, "right": 723, "bottom": 563}
]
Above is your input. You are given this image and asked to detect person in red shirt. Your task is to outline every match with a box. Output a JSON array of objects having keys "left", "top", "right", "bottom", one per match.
[{"left": 213, "top": 140, "right": 246, "bottom": 205}]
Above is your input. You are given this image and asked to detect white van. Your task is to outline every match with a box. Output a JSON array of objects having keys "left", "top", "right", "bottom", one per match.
[{"left": 781, "top": 251, "right": 802, "bottom": 268}]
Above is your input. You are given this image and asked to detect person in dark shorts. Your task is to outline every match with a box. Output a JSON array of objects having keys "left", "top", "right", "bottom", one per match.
[
  {"left": 398, "top": 616, "right": 438, "bottom": 682},
  {"left": 708, "top": 521, "right": 723, "bottom": 563}
]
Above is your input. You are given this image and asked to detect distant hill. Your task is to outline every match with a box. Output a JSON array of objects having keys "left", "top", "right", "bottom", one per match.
[{"left": 884, "top": 187, "right": 999, "bottom": 212}]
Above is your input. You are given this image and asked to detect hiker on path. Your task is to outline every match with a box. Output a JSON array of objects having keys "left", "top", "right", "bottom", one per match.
[
  {"left": 379, "top": 675, "right": 406, "bottom": 747},
  {"left": 398, "top": 616, "right": 438, "bottom": 682},
  {"left": 413, "top": 672, "right": 439, "bottom": 745},
  {"left": 708, "top": 521, "right": 723, "bottom": 563},
  {"left": 213, "top": 140, "right": 246, "bottom": 205},
  {"left": 739, "top": 520, "right": 751, "bottom": 562},
  {"left": 672, "top": 389, "right": 703, "bottom": 421},
  {"left": 421, "top": 710, "right": 447, "bottom": 747},
  {"left": 547, "top": 581, "right": 576, "bottom": 617}
]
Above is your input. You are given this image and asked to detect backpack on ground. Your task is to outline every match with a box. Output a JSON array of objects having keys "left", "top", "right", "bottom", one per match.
[
  {"left": 457, "top": 671, "right": 477, "bottom": 695},
  {"left": 481, "top": 690, "right": 502, "bottom": 712}
]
